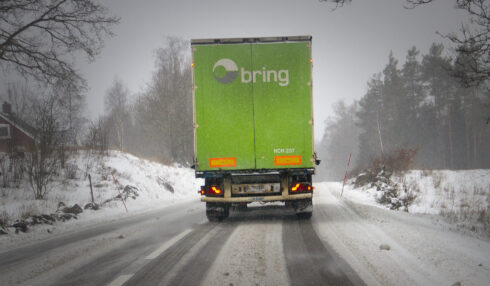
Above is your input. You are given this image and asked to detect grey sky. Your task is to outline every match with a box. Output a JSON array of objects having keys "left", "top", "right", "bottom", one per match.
[{"left": 6, "top": 0, "right": 468, "bottom": 141}]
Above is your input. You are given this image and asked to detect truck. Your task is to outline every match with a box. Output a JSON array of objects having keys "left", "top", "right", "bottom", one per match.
[{"left": 191, "top": 36, "right": 318, "bottom": 221}]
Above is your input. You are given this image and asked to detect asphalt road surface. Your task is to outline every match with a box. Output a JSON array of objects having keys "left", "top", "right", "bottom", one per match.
[{"left": 0, "top": 201, "right": 365, "bottom": 286}]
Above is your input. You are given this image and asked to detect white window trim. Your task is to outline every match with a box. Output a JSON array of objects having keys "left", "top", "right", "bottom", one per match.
[{"left": 0, "top": 124, "right": 11, "bottom": 139}]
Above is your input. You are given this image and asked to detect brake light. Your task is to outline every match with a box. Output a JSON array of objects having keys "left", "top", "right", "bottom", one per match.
[
  {"left": 290, "top": 183, "right": 312, "bottom": 193},
  {"left": 201, "top": 185, "right": 223, "bottom": 196},
  {"left": 211, "top": 186, "right": 222, "bottom": 195}
]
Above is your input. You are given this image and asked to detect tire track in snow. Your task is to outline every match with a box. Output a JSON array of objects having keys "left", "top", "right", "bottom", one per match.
[
  {"left": 312, "top": 185, "right": 448, "bottom": 285},
  {"left": 202, "top": 218, "right": 289, "bottom": 286},
  {"left": 283, "top": 218, "right": 365, "bottom": 286},
  {"left": 124, "top": 222, "right": 235, "bottom": 285},
  {"left": 202, "top": 205, "right": 365, "bottom": 286}
]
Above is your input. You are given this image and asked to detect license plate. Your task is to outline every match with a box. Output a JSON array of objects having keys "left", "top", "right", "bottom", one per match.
[{"left": 232, "top": 183, "right": 281, "bottom": 194}]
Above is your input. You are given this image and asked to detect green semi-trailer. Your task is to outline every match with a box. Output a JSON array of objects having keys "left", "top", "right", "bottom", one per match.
[{"left": 191, "top": 36, "right": 318, "bottom": 221}]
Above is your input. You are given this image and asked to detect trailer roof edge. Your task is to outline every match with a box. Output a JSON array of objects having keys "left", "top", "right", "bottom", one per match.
[{"left": 191, "top": 35, "right": 312, "bottom": 45}]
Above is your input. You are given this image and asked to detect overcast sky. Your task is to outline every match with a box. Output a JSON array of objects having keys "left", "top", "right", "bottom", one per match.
[{"left": 4, "top": 0, "right": 468, "bottom": 141}]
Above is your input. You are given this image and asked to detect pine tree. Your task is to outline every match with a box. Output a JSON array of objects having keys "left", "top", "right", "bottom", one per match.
[
  {"left": 356, "top": 74, "right": 384, "bottom": 168},
  {"left": 382, "top": 52, "right": 410, "bottom": 152},
  {"left": 421, "top": 43, "right": 455, "bottom": 168}
]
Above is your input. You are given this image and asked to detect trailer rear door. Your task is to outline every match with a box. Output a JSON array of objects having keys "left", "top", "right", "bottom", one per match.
[{"left": 192, "top": 37, "right": 313, "bottom": 172}]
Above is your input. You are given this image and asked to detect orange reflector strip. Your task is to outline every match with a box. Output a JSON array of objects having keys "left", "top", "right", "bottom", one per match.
[
  {"left": 274, "top": 156, "right": 301, "bottom": 166},
  {"left": 209, "top": 157, "right": 236, "bottom": 168}
]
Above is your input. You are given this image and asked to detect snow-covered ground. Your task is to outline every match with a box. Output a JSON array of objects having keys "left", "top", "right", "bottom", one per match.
[
  {"left": 0, "top": 150, "right": 202, "bottom": 250},
  {"left": 343, "top": 169, "right": 490, "bottom": 238},
  {"left": 313, "top": 182, "right": 490, "bottom": 286},
  {"left": 1, "top": 152, "right": 489, "bottom": 285}
]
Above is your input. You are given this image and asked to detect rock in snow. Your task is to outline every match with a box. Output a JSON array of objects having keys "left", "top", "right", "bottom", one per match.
[
  {"left": 12, "top": 220, "right": 28, "bottom": 233},
  {"left": 84, "top": 202, "right": 100, "bottom": 210},
  {"left": 379, "top": 244, "right": 391, "bottom": 251},
  {"left": 61, "top": 204, "right": 83, "bottom": 215}
]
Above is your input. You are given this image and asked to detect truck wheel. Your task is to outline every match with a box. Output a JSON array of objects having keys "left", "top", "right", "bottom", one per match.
[
  {"left": 206, "top": 209, "right": 224, "bottom": 222},
  {"left": 294, "top": 198, "right": 313, "bottom": 219},
  {"left": 206, "top": 202, "right": 227, "bottom": 222}
]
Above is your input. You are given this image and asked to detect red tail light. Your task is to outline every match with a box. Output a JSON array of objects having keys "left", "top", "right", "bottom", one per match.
[
  {"left": 210, "top": 186, "right": 222, "bottom": 195},
  {"left": 200, "top": 185, "right": 223, "bottom": 196},
  {"left": 290, "top": 183, "right": 312, "bottom": 193}
]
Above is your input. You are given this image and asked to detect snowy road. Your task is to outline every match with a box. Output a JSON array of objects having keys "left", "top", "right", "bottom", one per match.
[
  {"left": 0, "top": 202, "right": 363, "bottom": 286},
  {"left": 122, "top": 206, "right": 364, "bottom": 286},
  {"left": 1, "top": 183, "right": 489, "bottom": 286}
]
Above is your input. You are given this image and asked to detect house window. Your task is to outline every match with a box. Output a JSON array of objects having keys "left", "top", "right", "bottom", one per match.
[{"left": 0, "top": 124, "right": 10, "bottom": 139}]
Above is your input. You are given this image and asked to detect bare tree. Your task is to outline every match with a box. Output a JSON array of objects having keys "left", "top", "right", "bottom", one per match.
[
  {"left": 407, "top": 0, "right": 489, "bottom": 87},
  {"left": 3, "top": 82, "right": 34, "bottom": 117},
  {"left": 85, "top": 118, "right": 108, "bottom": 154},
  {"left": 104, "top": 78, "right": 130, "bottom": 151},
  {"left": 132, "top": 37, "right": 193, "bottom": 164},
  {"left": 82, "top": 118, "right": 107, "bottom": 179},
  {"left": 24, "top": 94, "right": 65, "bottom": 199},
  {"left": 0, "top": 0, "right": 119, "bottom": 91},
  {"left": 52, "top": 76, "right": 87, "bottom": 145}
]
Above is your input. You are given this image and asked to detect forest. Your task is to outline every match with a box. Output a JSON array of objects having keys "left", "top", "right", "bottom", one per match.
[{"left": 317, "top": 43, "right": 489, "bottom": 180}]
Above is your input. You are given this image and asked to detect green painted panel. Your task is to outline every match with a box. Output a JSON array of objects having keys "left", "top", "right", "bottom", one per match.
[
  {"left": 252, "top": 42, "right": 313, "bottom": 169},
  {"left": 192, "top": 39, "right": 314, "bottom": 172},
  {"left": 193, "top": 44, "right": 255, "bottom": 171}
]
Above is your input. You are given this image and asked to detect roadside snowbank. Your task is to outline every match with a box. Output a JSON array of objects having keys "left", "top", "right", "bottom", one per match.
[
  {"left": 342, "top": 169, "right": 490, "bottom": 238},
  {"left": 313, "top": 182, "right": 490, "bottom": 286},
  {"left": 0, "top": 150, "right": 202, "bottom": 249}
]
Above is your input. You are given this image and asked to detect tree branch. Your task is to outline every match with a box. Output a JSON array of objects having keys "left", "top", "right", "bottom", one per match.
[{"left": 0, "top": 0, "right": 119, "bottom": 90}]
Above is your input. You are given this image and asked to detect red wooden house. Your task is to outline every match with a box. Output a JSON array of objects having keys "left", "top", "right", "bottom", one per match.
[{"left": 0, "top": 102, "right": 37, "bottom": 154}]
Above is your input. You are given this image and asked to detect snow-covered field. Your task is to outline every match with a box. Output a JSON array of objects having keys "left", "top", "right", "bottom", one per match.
[
  {"left": 0, "top": 150, "right": 202, "bottom": 249},
  {"left": 343, "top": 169, "right": 490, "bottom": 238}
]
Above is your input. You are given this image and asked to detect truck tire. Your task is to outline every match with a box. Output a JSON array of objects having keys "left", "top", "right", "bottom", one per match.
[
  {"left": 294, "top": 198, "right": 313, "bottom": 219},
  {"left": 206, "top": 209, "right": 223, "bottom": 222},
  {"left": 206, "top": 202, "right": 228, "bottom": 222}
]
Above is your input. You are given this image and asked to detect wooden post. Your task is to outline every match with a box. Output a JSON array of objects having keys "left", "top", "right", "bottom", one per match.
[{"left": 88, "top": 174, "right": 94, "bottom": 203}]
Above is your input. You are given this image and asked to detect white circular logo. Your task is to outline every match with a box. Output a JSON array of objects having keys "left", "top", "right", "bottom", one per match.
[{"left": 213, "top": 58, "right": 238, "bottom": 84}]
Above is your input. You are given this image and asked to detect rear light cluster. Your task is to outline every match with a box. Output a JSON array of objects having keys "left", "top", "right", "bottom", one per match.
[
  {"left": 290, "top": 182, "right": 313, "bottom": 193},
  {"left": 199, "top": 185, "right": 223, "bottom": 196}
]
